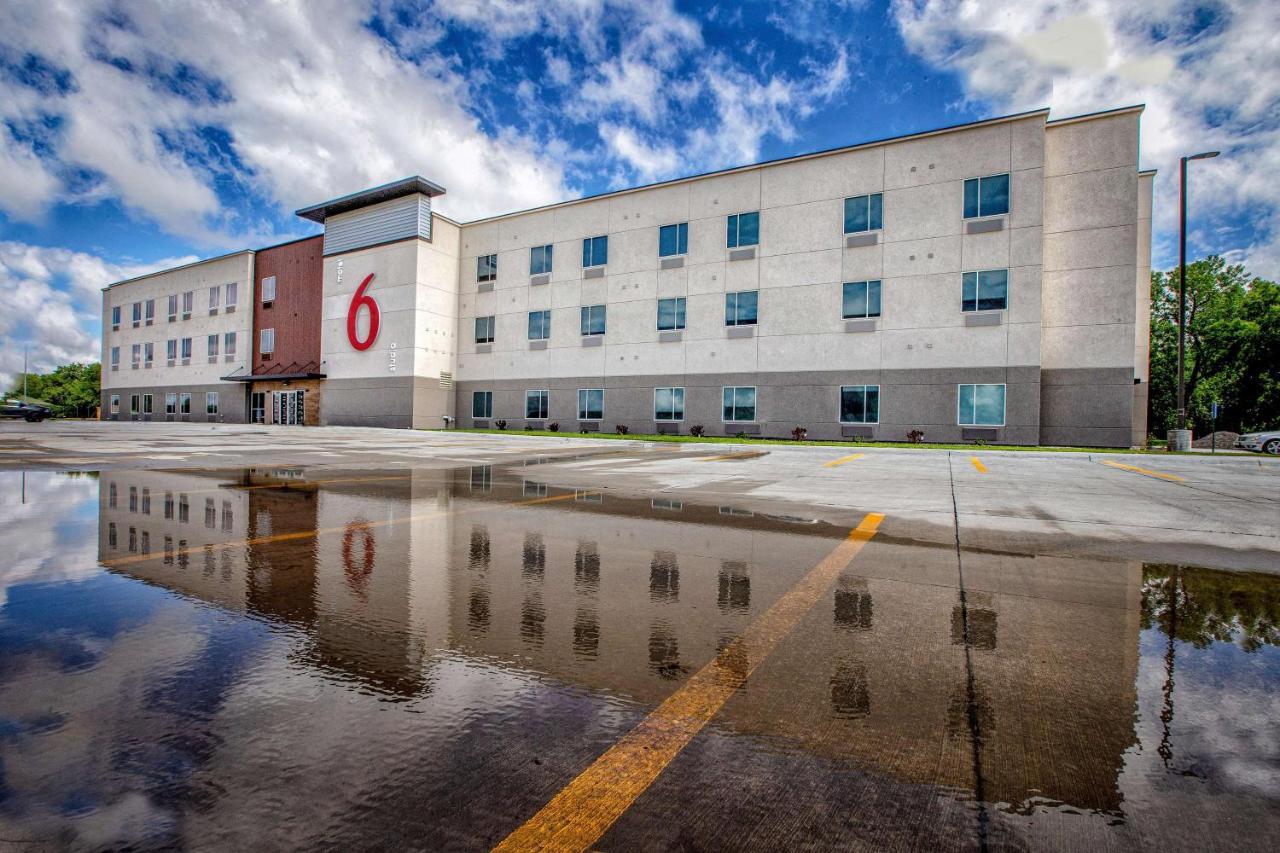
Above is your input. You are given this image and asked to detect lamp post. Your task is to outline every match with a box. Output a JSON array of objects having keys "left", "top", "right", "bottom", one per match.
[{"left": 1174, "top": 150, "right": 1219, "bottom": 449}]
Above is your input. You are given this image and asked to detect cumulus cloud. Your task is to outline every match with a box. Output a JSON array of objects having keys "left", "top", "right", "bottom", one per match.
[{"left": 889, "top": 0, "right": 1280, "bottom": 278}]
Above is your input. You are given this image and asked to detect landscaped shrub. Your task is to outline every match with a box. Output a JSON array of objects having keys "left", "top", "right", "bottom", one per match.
[
  {"left": 494, "top": 419, "right": 507, "bottom": 430},
  {"left": 791, "top": 426, "right": 808, "bottom": 441},
  {"left": 548, "top": 421, "right": 560, "bottom": 432},
  {"left": 689, "top": 425, "right": 705, "bottom": 437},
  {"left": 523, "top": 423, "right": 535, "bottom": 431},
  {"left": 735, "top": 431, "right": 749, "bottom": 440},
  {"left": 580, "top": 427, "right": 590, "bottom": 434},
  {"left": 907, "top": 429, "right": 925, "bottom": 443},
  {"left": 615, "top": 424, "right": 629, "bottom": 435}
]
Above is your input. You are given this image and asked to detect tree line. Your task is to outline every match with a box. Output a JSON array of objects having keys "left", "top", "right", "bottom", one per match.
[{"left": 7, "top": 362, "right": 101, "bottom": 418}]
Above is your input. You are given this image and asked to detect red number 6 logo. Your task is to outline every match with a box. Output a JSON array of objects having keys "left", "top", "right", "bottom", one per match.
[{"left": 346, "top": 273, "right": 380, "bottom": 351}]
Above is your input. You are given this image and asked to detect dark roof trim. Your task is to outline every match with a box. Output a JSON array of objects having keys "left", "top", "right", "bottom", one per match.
[
  {"left": 255, "top": 232, "right": 324, "bottom": 253},
  {"left": 1045, "top": 103, "right": 1144, "bottom": 126},
  {"left": 295, "top": 176, "right": 446, "bottom": 223},
  {"left": 221, "top": 372, "right": 327, "bottom": 383},
  {"left": 103, "top": 249, "right": 254, "bottom": 291}
]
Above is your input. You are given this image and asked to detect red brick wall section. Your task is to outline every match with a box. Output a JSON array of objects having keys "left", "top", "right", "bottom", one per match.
[{"left": 252, "top": 235, "right": 323, "bottom": 371}]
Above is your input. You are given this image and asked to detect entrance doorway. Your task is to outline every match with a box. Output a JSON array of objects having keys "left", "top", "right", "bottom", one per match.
[
  {"left": 251, "top": 392, "right": 266, "bottom": 424},
  {"left": 272, "top": 390, "right": 305, "bottom": 425}
]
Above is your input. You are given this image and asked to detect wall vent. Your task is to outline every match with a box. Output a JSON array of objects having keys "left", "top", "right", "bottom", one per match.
[{"left": 439, "top": 371, "right": 454, "bottom": 389}]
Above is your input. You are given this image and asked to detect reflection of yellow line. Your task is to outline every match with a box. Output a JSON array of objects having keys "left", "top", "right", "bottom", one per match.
[
  {"left": 823, "top": 453, "right": 865, "bottom": 468},
  {"left": 493, "top": 512, "right": 885, "bottom": 853},
  {"left": 100, "top": 490, "right": 589, "bottom": 569},
  {"left": 1102, "top": 460, "right": 1184, "bottom": 482},
  {"left": 970, "top": 456, "right": 987, "bottom": 473}
]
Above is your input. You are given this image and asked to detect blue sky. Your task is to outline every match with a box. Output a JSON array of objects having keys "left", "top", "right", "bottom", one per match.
[{"left": 1, "top": 0, "right": 1277, "bottom": 385}]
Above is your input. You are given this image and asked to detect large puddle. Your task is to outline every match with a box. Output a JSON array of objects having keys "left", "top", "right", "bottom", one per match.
[{"left": 0, "top": 467, "right": 1277, "bottom": 851}]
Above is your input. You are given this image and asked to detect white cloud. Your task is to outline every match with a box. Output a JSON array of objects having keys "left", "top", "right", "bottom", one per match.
[{"left": 889, "top": 0, "right": 1280, "bottom": 279}]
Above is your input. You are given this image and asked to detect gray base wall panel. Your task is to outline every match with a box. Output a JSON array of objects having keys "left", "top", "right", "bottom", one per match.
[
  {"left": 1038, "top": 367, "right": 1137, "bottom": 447},
  {"left": 321, "top": 376, "right": 416, "bottom": 430},
  {"left": 101, "top": 382, "right": 249, "bottom": 423}
]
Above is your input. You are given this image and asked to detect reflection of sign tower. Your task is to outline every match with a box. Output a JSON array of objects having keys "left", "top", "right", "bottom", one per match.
[{"left": 295, "top": 177, "right": 460, "bottom": 429}]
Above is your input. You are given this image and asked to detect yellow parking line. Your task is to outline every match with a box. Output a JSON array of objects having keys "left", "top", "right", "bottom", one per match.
[
  {"left": 701, "top": 450, "right": 768, "bottom": 462},
  {"left": 823, "top": 453, "right": 865, "bottom": 468},
  {"left": 1102, "top": 460, "right": 1185, "bottom": 482},
  {"left": 970, "top": 456, "right": 987, "bottom": 473},
  {"left": 493, "top": 512, "right": 885, "bottom": 853}
]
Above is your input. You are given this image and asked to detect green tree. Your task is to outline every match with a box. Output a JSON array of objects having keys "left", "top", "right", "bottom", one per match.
[
  {"left": 1149, "top": 257, "right": 1280, "bottom": 434},
  {"left": 9, "top": 362, "right": 101, "bottom": 418}
]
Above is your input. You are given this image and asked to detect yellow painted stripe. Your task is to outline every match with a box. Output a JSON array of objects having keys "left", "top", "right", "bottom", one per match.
[
  {"left": 822, "top": 453, "right": 865, "bottom": 468},
  {"left": 701, "top": 450, "right": 768, "bottom": 462},
  {"left": 1102, "top": 460, "right": 1185, "bottom": 482},
  {"left": 493, "top": 512, "right": 885, "bottom": 853},
  {"left": 970, "top": 456, "right": 987, "bottom": 473},
  {"left": 100, "top": 490, "right": 591, "bottom": 569}
]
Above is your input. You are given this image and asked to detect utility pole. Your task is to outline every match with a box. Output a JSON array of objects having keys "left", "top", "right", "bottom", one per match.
[{"left": 1172, "top": 150, "right": 1220, "bottom": 451}]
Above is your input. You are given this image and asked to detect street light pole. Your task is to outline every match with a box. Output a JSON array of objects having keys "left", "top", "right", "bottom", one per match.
[{"left": 1174, "top": 150, "right": 1219, "bottom": 448}]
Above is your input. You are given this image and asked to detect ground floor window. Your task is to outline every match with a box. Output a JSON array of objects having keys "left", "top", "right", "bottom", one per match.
[
  {"left": 578, "top": 389, "right": 603, "bottom": 420},
  {"left": 722, "top": 386, "right": 757, "bottom": 422},
  {"left": 958, "top": 383, "right": 1006, "bottom": 426},
  {"left": 165, "top": 393, "right": 177, "bottom": 415},
  {"left": 473, "top": 390, "right": 493, "bottom": 419},
  {"left": 130, "top": 394, "right": 139, "bottom": 414},
  {"left": 142, "top": 394, "right": 153, "bottom": 415},
  {"left": 840, "top": 385, "right": 880, "bottom": 423},
  {"left": 525, "top": 390, "right": 548, "bottom": 420},
  {"left": 179, "top": 393, "right": 191, "bottom": 415},
  {"left": 206, "top": 392, "right": 219, "bottom": 415},
  {"left": 110, "top": 395, "right": 119, "bottom": 413},
  {"left": 654, "top": 387, "right": 684, "bottom": 421}
]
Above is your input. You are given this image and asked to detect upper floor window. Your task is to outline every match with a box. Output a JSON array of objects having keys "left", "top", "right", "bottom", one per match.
[
  {"left": 132, "top": 302, "right": 142, "bottom": 326},
  {"left": 578, "top": 389, "right": 604, "bottom": 420},
  {"left": 525, "top": 389, "right": 549, "bottom": 420},
  {"left": 260, "top": 276, "right": 276, "bottom": 303},
  {"left": 657, "top": 297, "right": 686, "bottom": 331},
  {"left": 260, "top": 328, "right": 275, "bottom": 354},
  {"left": 167, "top": 294, "right": 178, "bottom": 322},
  {"left": 842, "top": 280, "right": 882, "bottom": 319},
  {"left": 962, "top": 269, "right": 1008, "bottom": 312},
  {"left": 180, "top": 337, "right": 192, "bottom": 360},
  {"left": 963, "top": 173, "right": 1009, "bottom": 219},
  {"left": 582, "top": 235, "right": 608, "bottom": 268},
  {"left": 844, "top": 193, "right": 883, "bottom": 233},
  {"left": 110, "top": 346, "right": 120, "bottom": 367},
  {"left": 725, "top": 290, "right": 758, "bottom": 326},
  {"left": 659, "top": 223, "right": 688, "bottom": 257},
  {"left": 207, "top": 334, "right": 219, "bottom": 357},
  {"left": 841, "top": 385, "right": 880, "bottom": 424},
  {"left": 477, "top": 254, "right": 497, "bottom": 282},
  {"left": 958, "top": 383, "right": 1006, "bottom": 426},
  {"left": 131, "top": 343, "right": 141, "bottom": 366},
  {"left": 166, "top": 339, "right": 176, "bottom": 361},
  {"left": 182, "top": 290, "right": 193, "bottom": 317},
  {"left": 473, "top": 390, "right": 493, "bottom": 419},
  {"left": 528, "top": 309, "right": 551, "bottom": 340},
  {"left": 475, "top": 315, "right": 495, "bottom": 344},
  {"left": 208, "top": 285, "right": 220, "bottom": 314},
  {"left": 143, "top": 342, "right": 153, "bottom": 366},
  {"left": 144, "top": 299, "right": 154, "bottom": 324},
  {"left": 111, "top": 305, "right": 121, "bottom": 329},
  {"left": 530, "top": 244, "right": 553, "bottom": 275},
  {"left": 722, "top": 386, "right": 757, "bottom": 422},
  {"left": 726, "top": 212, "right": 759, "bottom": 248},
  {"left": 224, "top": 331, "right": 236, "bottom": 356},
  {"left": 654, "top": 387, "right": 685, "bottom": 421},
  {"left": 225, "top": 282, "right": 238, "bottom": 311},
  {"left": 581, "top": 304, "right": 606, "bottom": 336}
]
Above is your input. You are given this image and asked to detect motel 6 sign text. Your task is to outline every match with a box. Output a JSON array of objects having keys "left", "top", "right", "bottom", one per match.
[{"left": 346, "top": 272, "right": 380, "bottom": 351}]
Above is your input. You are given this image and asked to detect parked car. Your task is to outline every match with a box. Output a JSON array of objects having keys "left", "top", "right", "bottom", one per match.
[
  {"left": 1, "top": 396, "right": 53, "bottom": 422},
  {"left": 1234, "top": 430, "right": 1280, "bottom": 454}
]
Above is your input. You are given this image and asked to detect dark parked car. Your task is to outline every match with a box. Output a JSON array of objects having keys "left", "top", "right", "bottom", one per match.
[{"left": 1, "top": 397, "right": 53, "bottom": 422}]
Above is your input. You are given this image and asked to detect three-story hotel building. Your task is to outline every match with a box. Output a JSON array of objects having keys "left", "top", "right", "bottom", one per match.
[{"left": 101, "top": 104, "right": 1154, "bottom": 446}]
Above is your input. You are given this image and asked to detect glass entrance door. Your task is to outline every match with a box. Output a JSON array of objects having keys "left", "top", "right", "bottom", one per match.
[
  {"left": 251, "top": 392, "right": 266, "bottom": 424},
  {"left": 271, "top": 390, "right": 305, "bottom": 425}
]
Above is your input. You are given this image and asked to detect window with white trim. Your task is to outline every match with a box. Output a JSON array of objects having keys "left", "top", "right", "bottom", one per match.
[
  {"left": 725, "top": 290, "right": 758, "bottom": 326},
  {"left": 525, "top": 389, "right": 549, "bottom": 419},
  {"left": 958, "top": 384, "right": 1006, "bottom": 426},
  {"left": 530, "top": 244, "right": 553, "bottom": 275},
  {"left": 962, "top": 269, "right": 1008, "bottom": 312},
  {"left": 472, "top": 390, "right": 493, "bottom": 419},
  {"left": 840, "top": 385, "right": 879, "bottom": 423},
  {"left": 477, "top": 254, "right": 497, "bottom": 282},
  {"left": 475, "top": 315, "right": 495, "bottom": 344},
  {"left": 654, "top": 387, "right": 684, "bottom": 421},
  {"left": 580, "top": 304, "right": 606, "bottom": 336},
  {"left": 578, "top": 389, "right": 603, "bottom": 420},
  {"left": 963, "top": 173, "right": 1009, "bottom": 218},
  {"left": 842, "top": 280, "right": 882, "bottom": 319},
  {"left": 260, "top": 328, "right": 275, "bottom": 354},
  {"left": 722, "top": 386, "right": 757, "bottom": 422},
  {"left": 657, "top": 297, "right": 686, "bottom": 331}
]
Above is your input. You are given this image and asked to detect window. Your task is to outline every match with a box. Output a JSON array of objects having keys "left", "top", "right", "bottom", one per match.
[
  {"left": 842, "top": 280, "right": 882, "bottom": 319},
  {"left": 111, "top": 305, "right": 121, "bottom": 330},
  {"left": 958, "top": 384, "right": 1006, "bottom": 426},
  {"left": 844, "top": 193, "right": 883, "bottom": 233},
  {"left": 208, "top": 285, "right": 220, "bottom": 313},
  {"left": 179, "top": 393, "right": 191, "bottom": 415},
  {"left": 182, "top": 290, "right": 193, "bottom": 317},
  {"left": 962, "top": 269, "right": 1009, "bottom": 312},
  {"left": 208, "top": 334, "right": 219, "bottom": 358},
  {"left": 659, "top": 222, "right": 688, "bottom": 257},
  {"left": 580, "top": 304, "right": 606, "bottom": 336},
  {"left": 578, "top": 389, "right": 603, "bottom": 420},
  {"left": 131, "top": 343, "right": 141, "bottom": 367},
  {"left": 725, "top": 290, "right": 758, "bottom": 326},
  {"left": 110, "top": 394, "right": 120, "bottom": 413},
  {"left": 477, "top": 254, "right": 497, "bottom": 282},
  {"left": 840, "top": 385, "right": 880, "bottom": 423},
  {"left": 142, "top": 394, "right": 153, "bottom": 415},
  {"left": 165, "top": 393, "right": 177, "bottom": 415},
  {"left": 224, "top": 331, "right": 236, "bottom": 356},
  {"left": 111, "top": 346, "right": 120, "bottom": 368},
  {"left": 657, "top": 297, "right": 686, "bottom": 331},
  {"left": 225, "top": 282, "right": 237, "bottom": 311},
  {"left": 180, "top": 337, "right": 192, "bottom": 360},
  {"left": 166, "top": 339, "right": 176, "bottom": 361},
  {"left": 582, "top": 235, "right": 608, "bottom": 267},
  {"left": 260, "top": 276, "right": 276, "bottom": 303},
  {"left": 654, "top": 387, "right": 684, "bottom": 421},
  {"left": 143, "top": 342, "right": 153, "bottom": 367},
  {"left": 722, "top": 386, "right": 757, "bottom": 422},
  {"left": 130, "top": 395, "right": 139, "bottom": 415},
  {"left": 727, "top": 211, "right": 759, "bottom": 248},
  {"left": 530, "top": 244, "right": 553, "bottom": 275},
  {"left": 260, "top": 328, "right": 275, "bottom": 354},
  {"left": 167, "top": 294, "right": 178, "bottom": 321},
  {"left": 528, "top": 310, "right": 551, "bottom": 340},
  {"left": 206, "top": 392, "right": 219, "bottom": 415},
  {"left": 525, "top": 390, "right": 549, "bottom": 420},
  {"left": 144, "top": 299, "right": 154, "bottom": 324},
  {"left": 963, "top": 173, "right": 1010, "bottom": 219},
  {"left": 132, "top": 302, "right": 142, "bottom": 326},
  {"left": 475, "top": 315, "right": 495, "bottom": 344},
  {"left": 472, "top": 390, "right": 493, "bottom": 419}
]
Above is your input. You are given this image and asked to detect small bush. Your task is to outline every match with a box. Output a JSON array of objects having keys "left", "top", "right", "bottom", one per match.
[
  {"left": 548, "top": 421, "right": 560, "bottom": 432},
  {"left": 970, "top": 438, "right": 987, "bottom": 446},
  {"left": 523, "top": 423, "right": 535, "bottom": 431},
  {"left": 735, "top": 431, "right": 749, "bottom": 440},
  {"left": 689, "top": 424, "right": 705, "bottom": 437},
  {"left": 580, "top": 427, "right": 590, "bottom": 435},
  {"left": 907, "top": 429, "right": 925, "bottom": 444},
  {"left": 494, "top": 419, "right": 507, "bottom": 430},
  {"left": 791, "top": 426, "right": 808, "bottom": 441},
  {"left": 615, "top": 424, "right": 630, "bottom": 435}
]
